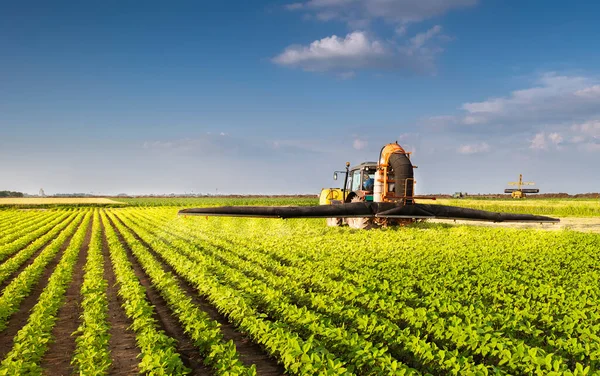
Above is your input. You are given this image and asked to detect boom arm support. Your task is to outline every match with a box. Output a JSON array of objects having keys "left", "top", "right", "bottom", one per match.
[
  {"left": 178, "top": 203, "right": 559, "bottom": 223},
  {"left": 375, "top": 142, "right": 415, "bottom": 203}
]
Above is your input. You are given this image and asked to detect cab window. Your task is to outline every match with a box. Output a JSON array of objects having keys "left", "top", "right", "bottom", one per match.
[
  {"left": 351, "top": 170, "right": 362, "bottom": 191},
  {"left": 362, "top": 170, "right": 375, "bottom": 191}
]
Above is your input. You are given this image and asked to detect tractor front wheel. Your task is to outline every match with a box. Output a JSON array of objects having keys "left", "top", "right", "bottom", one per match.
[
  {"left": 326, "top": 217, "right": 343, "bottom": 227},
  {"left": 346, "top": 196, "right": 379, "bottom": 230}
]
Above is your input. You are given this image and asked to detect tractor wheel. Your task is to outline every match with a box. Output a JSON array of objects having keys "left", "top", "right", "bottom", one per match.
[
  {"left": 326, "top": 217, "right": 343, "bottom": 227},
  {"left": 346, "top": 196, "right": 379, "bottom": 230}
]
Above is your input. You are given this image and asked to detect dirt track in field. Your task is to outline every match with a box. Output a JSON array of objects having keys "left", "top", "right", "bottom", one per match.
[
  {"left": 430, "top": 217, "right": 600, "bottom": 233},
  {"left": 41, "top": 216, "right": 93, "bottom": 375},
  {"left": 100, "top": 217, "right": 141, "bottom": 376}
]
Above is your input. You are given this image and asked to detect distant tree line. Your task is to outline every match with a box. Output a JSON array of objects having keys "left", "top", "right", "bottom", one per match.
[{"left": 0, "top": 191, "right": 24, "bottom": 197}]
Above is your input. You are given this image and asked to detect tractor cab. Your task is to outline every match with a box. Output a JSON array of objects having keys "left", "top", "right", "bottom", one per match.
[
  {"left": 345, "top": 162, "right": 377, "bottom": 202},
  {"left": 327, "top": 161, "right": 378, "bottom": 204}
]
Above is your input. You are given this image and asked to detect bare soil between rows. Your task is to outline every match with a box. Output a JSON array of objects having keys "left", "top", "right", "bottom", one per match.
[
  {"left": 97, "top": 215, "right": 141, "bottom": 376},
  {"left": 0, "top": 215, "right": 79, "bottom": 293},
  {"left": 112, "top": 212, "right": 285, "bottom": 376},
  {"left": 0, "top": 216, "right": 82, "bottom": 360},
  {"left": 105, "top": 214, "right": 211, "bottom": 375},
  {"left": 431, "top": 217, "right": 600, "bottom": 233},
  {"left": 40, "top": 215, "right": 93, "bottom": 375}
]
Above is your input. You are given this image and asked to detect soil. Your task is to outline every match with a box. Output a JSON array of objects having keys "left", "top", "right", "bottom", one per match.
[
  {"left": 40, "top": 215, "right": 93, "bottom": 375},
  {"left": 430, "top": 217, "right": 600, "bottom": 233},
  {"left": 100, "top": 216, "right": 141, "bottom": 376},
  {"left": 111, "top": 212, "right": 285, "bottom": 376},
  {"left": 105, "top": 214, "right": 211, "bottom": 375}
]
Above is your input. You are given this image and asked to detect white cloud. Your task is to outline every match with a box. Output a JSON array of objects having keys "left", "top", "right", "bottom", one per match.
[
  {"left": 572, "top": 119, "right": 600, "bottom": 137},
  {"left": 461, "top": 115, "right": 487, "bottom": 125},
  {"left": 411, "top": 25, "right": 442, "bottom": 48},
  {"left": 525, "top": 122, "right": 599, "bottom": 152},
  {"left": 569, "top": 119, "right": 600, "bottom": 152},
  {"left": 143, "top": 140, "right": 175, "bottom": 149},
  {"left": 461, "top": 98, "right": 504, "bottom": 114},
  {"left": 285, "top": 2, "right": 304, "bottom": 10},
  {"left": 419, "top": 72, "right": 600, "bottom": 154},
  {"left": 273, "top": 30, "right": 443, "bottom": 73},
  {"left": 273, "top": 31, "right": 388, "bottom": 71},
  {"left": 548, "top": 132, "right": 563, "bottom": 146},
  {"left": 395, "top": 25, "right": 407, "bottom": 36},
  {"left": 530, "top": 132, "right": 562, "bottom": 150},
  {"left": 457, "top": 142, "right": 490, "bottom": 154},
  {"left": 353, "top": 138, "right": 367, "bottom": 150},
  {"left": 571, "top": 135, "right": 586, "bottom": 144},
  {"left": 530, "top": 133, "right": 547, "bottom": 150},
  {"left": 337, "top": 71, "right": 357, "bottom": 79},
  {"left": 575, "top": 85, "right": 600, "bottom": 98},
  {"left": 458, "top": 72, "right": 600, "bottom": 125},
  {"left": 581, "top": 143, "right": 600, "bottom": 152},
  {"left": 287, "top": 0, "right": 477, "bottom": 26},
  {"left": 279, "top": 0, "right": 464, "bottom": 75}
]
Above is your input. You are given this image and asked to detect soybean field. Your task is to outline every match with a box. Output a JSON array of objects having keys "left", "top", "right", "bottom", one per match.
[{"left": 0, "top": 201, "right": 599, "bottom": 375}]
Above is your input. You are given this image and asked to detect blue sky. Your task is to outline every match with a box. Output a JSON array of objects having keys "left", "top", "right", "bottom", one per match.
[{"left": 1, "top": 0, "right": 599, "bottom": 195}]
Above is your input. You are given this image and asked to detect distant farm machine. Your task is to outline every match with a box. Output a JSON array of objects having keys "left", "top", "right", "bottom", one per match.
[
  {"left": 179, "top": 142, "right": 558, "bottom": 229},
  {"left": 505, "top": 174, "right": 539, "bottom": 199}
]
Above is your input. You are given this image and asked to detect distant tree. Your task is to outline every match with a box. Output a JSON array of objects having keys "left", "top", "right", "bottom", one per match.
[{"left": 0, "top": 191, "right": 24, "bottom": 197}]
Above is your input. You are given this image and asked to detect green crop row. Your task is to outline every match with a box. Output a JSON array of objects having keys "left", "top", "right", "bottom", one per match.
[
  {"left": 132, "top": 209, "right": 493, "bottom": 375},
  {"left": 0, "top": 211, "right": 73, "bottom": 263},
  {"left": 0, "top": 212, "right": 77, "bottom": 286},
  {"left": 113, "top": 197, "right": 318, "bottom": 207},
  {"left": 191, "top": 222, "right": 577, "bottom": 373},
  {"left": 71, "top": 209, "right": 112, "bottom": 374},
  {"left": 99, "top": 210, "right": 189, "bottom": 375},
  {"left": 106, "top": 210, "right": 256, "bottom": 375},
  {"left": 0, "top": 211, "right": 84, "bottom": 331},
  {"left": 0, "top": 211, "right": 92, "bottom": 373},
  {"left": 0, "top": 211, "right": 56, "bottom": 245},
  {"left": 112, "top": 196, "right": 600, "bottom": 217},
  {"left": 124, "top": 209, "right": 423, "bottom": 375},
  {"left": 135, "top": 207, "right": 599, "bottom": 375},
  {"left": 0, "top": 210, "right": 47, "bottom": 233},
  {"left": 1, "top": 205, "right": 599, "bottom": 375},
  {"left": 432, "top": 199, "right": 600, "bottom": 217},
  {"left": 112, "top": 209, "right": 353, "bottom": 375}
]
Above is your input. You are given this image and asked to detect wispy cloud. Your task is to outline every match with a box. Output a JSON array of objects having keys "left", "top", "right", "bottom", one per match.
[
  {"left": 273, "top": 31, "right": 387, "bottom": 71},
  {"left": 572, "top": 119, "right": 600, "bottom": 137},
  {"left": 419, "top": 72, "right": 600, "bottom": 153},
  {"left": 277, "top": 0, "right": 467, "bottom": 76},
  {"left": 570, "top": 119, "right": 600, "bottom": 151},
  {"left": 273, "top": 30, "right": 444, "bottom": 73},
  {"left": 285, "top": 0, "right": 477, "bottom": 26},
  {"left": 411, "top": 25, "right": 442, "bottom": 48},
  {"left": 353, "top": 138, "right": 367, "bottom": 150},
  {"left": 529, "top": 132, "right": 563, "bottom": 150},
  {"left": 457, "top": 142, "right": 490, "bottom": 154},
  {"left": 458, "top": 72, "right": 600, "bottom": 126},
  {"left": 142, "top": 132, "right": 230, "bottom": 152}
]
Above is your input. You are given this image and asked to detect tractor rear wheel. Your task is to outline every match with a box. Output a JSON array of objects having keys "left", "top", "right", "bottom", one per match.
[{"left": 346, "top": 196, "right": 379, "bottom": 230}]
